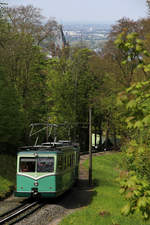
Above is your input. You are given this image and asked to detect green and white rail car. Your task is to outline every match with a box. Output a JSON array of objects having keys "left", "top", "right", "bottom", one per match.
[{"left": 15, "top": 145, "right": 80, "bottom": 198}]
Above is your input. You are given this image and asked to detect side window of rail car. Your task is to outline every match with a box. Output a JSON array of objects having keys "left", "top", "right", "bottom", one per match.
[
  {"left": 64, "top": 156, "right": 67, "bottom": 169},
  {"left": 71, "top": 154, "right": 74, "bottom": 167},
  {"left": 70, "top": 155, "right": 72, "bottom": 167},
  {"left": 69, "top": 155, "right": 72, "bottom": 167},
  {"left": 72, "top": 154, "right": 75, "bottom": 165},
  {"left": 37, "top": 157, "right": 54, "bottom": 172},
  {"left": 20, "top": 158, "right": 35, "bottom": 172},
  {"left": 67, "top": 155, "right": 70, "bottom": 167},
  {"left": 57, "top": 156, "right": 63, "bottom": 170},
  {"left": 69, "top": 155, "right": 71, "bottom": 167}
]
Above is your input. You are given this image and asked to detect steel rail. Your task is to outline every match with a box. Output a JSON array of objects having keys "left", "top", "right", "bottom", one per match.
[{"left": 0, "top": 201, "right": 38, "bottom": 224}]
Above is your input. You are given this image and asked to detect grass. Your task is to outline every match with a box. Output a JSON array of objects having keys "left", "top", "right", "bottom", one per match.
[
  {"left": 0, "top": 154, "right": 16, "bottom": 199},
  {"left": 60, "top": 152, "right": 150, "bottom": 225}
]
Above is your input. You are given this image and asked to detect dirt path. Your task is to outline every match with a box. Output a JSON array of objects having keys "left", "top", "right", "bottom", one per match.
[{"left": 49, "top": 152, "right": 104, "bottom": 225}]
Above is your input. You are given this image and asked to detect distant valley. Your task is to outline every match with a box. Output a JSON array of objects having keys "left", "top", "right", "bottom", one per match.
[{"left": 63, "top": 22, "right": 112, "bottom": 51}]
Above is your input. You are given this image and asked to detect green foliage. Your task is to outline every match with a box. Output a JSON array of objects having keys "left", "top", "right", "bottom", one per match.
[
  {"left": 118, "top": 79, "right": 150, "bottom": 136},
  {"left": 0, "top": 176, "right": 13, "bottom": 199},
  {"left": 0, "top": 66, "right": 24, "bottom": 145},
  {"left": 115, "top": 32, "right": 144, "bottom": 58},
  {"left": 0, "top": 12, "right": 49, "bottom": 146},
  {"left": 47, "top": 57, "right": 76, "bottom": 124},
  {"left": 116, "top": 32, "right": 150, "bottom": 219},
  {"left": 46, "top": 47, "right": 108, "bottom": 149},
  {"left": 47, "top": 48, "right": 103, "bottom": 140},
  {"left": 118, "top": 170, "right": 150, "bottom": 219},
  {"left": 0, "top": 154, "right": 16, "bottom": 199}
]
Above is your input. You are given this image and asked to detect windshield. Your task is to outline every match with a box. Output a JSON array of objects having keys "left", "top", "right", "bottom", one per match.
[
  {"left": 19, "top": 157, "right": 54, "bottom": 173},
  {"left": 20, "top": 158, "right": 36, "bottom": 172},
  {"left": 37, "top": 157, "right": 54, "bottom": 172}
]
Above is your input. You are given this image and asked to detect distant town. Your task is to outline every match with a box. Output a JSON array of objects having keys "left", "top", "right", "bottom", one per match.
[{"left": 63, "top": 22, "right": 112, "bottom": 51}]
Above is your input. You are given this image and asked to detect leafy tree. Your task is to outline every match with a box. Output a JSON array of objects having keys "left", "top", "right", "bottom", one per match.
[
  {"left": 100, "top": 19, "right": 150, "bottom": 147},
  {"left": 0, "top": 5, "right": 51, "bottom": 145},
  {"left": 4, "top": 5, "right": 60, "bottom": 53},
  {"left": 0, "top": 66, "right": 24, "bottom": 148},
  {"left": 115, "top": 32, "right": 150, "bottom": 219},
  {"left": 47, "top": 47, "right": 104, "bottom": 150}
]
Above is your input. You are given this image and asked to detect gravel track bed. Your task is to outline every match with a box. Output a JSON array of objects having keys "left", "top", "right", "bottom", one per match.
[
  {"left": 0, "top": 197, "right": 27, "bottom": 216},
  {"left": 15, "top": 204, "right": 67, "bottom": 225}
]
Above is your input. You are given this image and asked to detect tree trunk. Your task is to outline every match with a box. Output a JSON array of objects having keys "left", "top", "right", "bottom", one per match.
[
  {"left": 105, "top": 119, "right": 110, "bottom": 150},
  {"left": 113, "top": 128, "right": 117, "bottom": 149},
  {"left": 79, "top": 126, "right": 89, "bottom": 152},
  {"left": 99, "top": 129, "right": 103, "bottom": 148},
  {"left": 98, "top": 121, "right": 103, "bottom": 151},
  {"left": 105, "top": 128, "right": 109, "bottom": 150}
]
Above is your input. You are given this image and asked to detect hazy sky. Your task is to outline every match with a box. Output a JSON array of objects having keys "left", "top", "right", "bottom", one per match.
[{"left": 6, "top": 0, "right": 147, "bottom": 24}]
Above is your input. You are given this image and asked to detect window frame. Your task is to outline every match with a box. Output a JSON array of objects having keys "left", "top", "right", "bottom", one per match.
[
  {"left": 19, "top": 157, "right": 36, "bottom": 173},
  {"left": 19, "top": 156, "right": 55, "bottom": 173}
]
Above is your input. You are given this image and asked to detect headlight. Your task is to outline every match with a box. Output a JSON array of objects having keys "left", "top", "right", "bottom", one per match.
[{"left": 34, "top": 181, "right": 39, "bottom": 186}]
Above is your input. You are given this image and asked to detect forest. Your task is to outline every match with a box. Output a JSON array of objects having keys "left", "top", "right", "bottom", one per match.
[{"left": 1, "top": 1, "right": 150, "bottom": 219}]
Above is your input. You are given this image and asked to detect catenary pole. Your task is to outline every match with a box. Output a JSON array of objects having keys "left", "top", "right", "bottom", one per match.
[{"left": 89, "top": 106, "right": 92, "bottom": 186}]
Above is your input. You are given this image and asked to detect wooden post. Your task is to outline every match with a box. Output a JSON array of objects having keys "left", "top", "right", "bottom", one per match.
[{"left": 89, "top": 106, "right": 92, "bottom": 186}]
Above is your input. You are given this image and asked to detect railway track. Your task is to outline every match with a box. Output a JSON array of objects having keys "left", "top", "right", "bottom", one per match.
[{"left": 0, "top": 200, "right": 46, "bottom": 225}]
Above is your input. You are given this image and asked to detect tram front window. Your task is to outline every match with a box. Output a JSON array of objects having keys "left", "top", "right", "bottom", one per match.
[
  {"left": 37, "top": 157, "right": 54, "bottom": 172},
  {"left": 20, "top": 158, "right": 36, "bottom": 172}
]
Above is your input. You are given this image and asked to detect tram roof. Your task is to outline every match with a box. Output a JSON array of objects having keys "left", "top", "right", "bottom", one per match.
[
  {"left": 17, "top": 144, "right": 78, "bottom": 155},
  {"left": 17, "top": 150, "right": 62, "bottom": 155}
]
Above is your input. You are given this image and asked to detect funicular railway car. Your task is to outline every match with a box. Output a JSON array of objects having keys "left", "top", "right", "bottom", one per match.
[{"left": 15, "top": 144, "right": 80, "bottom": 198}]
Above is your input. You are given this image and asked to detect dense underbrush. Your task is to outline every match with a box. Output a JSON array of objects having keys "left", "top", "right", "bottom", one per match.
[{"left": 0, "top": 154, "right": 16, "bottom": 199}]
